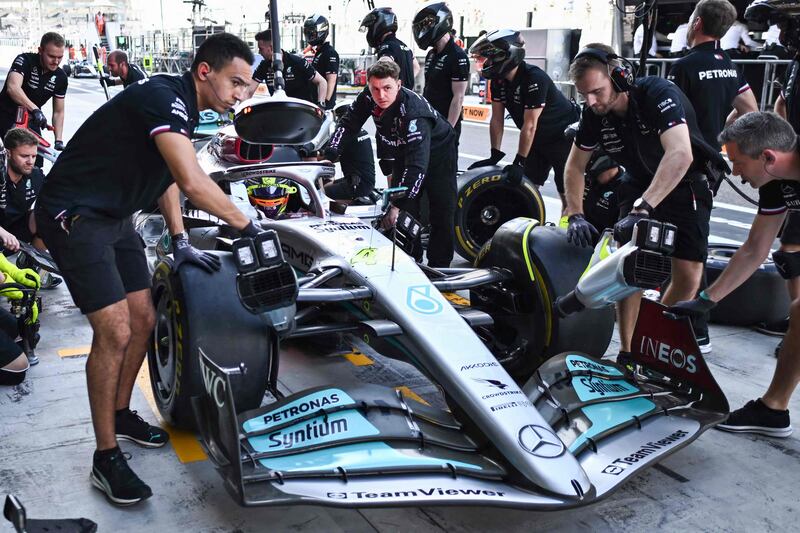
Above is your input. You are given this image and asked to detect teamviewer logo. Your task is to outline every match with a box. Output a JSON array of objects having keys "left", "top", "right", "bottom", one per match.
[
  {"left": 602, "top": 465, "right": 624, "bottom": 475},
  {"left": 327, "top": 492, "right": 348, "bottom": 499}
]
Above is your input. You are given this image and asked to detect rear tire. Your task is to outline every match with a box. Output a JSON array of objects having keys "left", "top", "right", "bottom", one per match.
[
  {"left": 148, "top": 254, "right": 273, "bottom": 428},
  {"left": 706, "top": 244, "right": 790, "bottom": 326},
  {"left": 454, "top": 167, "right": 545, "bottom": 261}
]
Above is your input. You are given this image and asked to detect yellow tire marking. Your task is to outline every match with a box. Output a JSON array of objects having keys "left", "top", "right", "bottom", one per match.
[{"left": 136, "top": 359, "right": 208, "bottom": 463}]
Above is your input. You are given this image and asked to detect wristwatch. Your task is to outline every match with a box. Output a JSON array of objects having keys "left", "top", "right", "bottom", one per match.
[{"left": 632, "top": 197, "right": 654, "bottom": 217}]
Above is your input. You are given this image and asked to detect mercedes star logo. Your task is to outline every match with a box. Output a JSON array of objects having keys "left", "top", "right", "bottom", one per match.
[{"left": 517, "top": 425, "right": 565, "bottom": 458}]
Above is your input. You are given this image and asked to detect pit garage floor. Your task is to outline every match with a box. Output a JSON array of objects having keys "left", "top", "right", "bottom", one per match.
[{"left": 1, "top": 284, "right": 798, "bottom": 533}]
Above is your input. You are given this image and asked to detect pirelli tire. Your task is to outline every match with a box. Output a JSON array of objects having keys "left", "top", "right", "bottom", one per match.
[
  {"left": 472, "top": 218, "right": 615, "bottom": 378},
  {"left": 454, "top": 167, "right": 545, "bottom": 261},
  {"left": 148, "top": 254, "right": 273, "bottom": 428},
  {"left": 706, "top": 243, "right": 790, "bottom": 326}
]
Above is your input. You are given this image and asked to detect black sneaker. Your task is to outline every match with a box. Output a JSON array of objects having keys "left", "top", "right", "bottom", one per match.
[
  {"left": 754, "top": 317, "right": 789, "bottom": 337},
  {"left": 39, "top": 271, "right": 63, "bottom": 290},
  {"left": 717, "top": 399, "right": 793, "bottom": 438},
  {"left": 90, "top": 447, "right": 152, "bottom": 506},
  {"left": 696, "top": 335, "right": 712, "bottom": 354},
  {"left": 115, "top": 408, "right": 170, "bottom": 448}
]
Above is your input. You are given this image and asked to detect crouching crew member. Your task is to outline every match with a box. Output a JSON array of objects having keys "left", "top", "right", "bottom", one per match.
[
  {"left": 672, "top": 112, "right": 800, "bottom": 438},
  {"left": 326, "top": 60, "right": 456, "bottom": 267}
]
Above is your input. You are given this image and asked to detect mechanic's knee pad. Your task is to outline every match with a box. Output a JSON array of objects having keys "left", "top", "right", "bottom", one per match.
[{"left": 772, "top": 250, "right": 800, "bottom": 280}]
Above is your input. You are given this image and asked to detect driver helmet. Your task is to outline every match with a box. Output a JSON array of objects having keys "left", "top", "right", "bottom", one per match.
[
  {"left": 468, "top": 29, "right": 525, "bottom": 79},
  {"left": 304, "top": 14, "right": 329, "bottom": 46},
  {"left": 360, "top": 7, "right": 398, "bottom": 49},
  {"left": 412, "top": 2, "right": 453, "bottom": 50},
  {"left": 246, "top": 177, "right": 297, "bottom": 219}
]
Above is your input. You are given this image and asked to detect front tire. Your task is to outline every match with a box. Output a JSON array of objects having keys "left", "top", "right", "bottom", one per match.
[{"left": 148, "top": 255, "right": 273, "bottom": 428}]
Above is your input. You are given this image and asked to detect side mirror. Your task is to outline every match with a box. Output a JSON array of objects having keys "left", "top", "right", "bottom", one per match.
[{"left": 233, "top": 90, "right": 325, "bottom": 145}]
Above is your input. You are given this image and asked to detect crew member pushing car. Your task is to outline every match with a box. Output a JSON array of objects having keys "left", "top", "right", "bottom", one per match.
[
  {"left": 563, "top": 43, "right": 726, "bottom": 368},
  {"left": 34, "top": 33, "right": 267, "bottom": 507}
]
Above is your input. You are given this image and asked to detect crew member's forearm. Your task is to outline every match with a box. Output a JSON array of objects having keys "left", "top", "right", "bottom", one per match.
[
  {"left": 517, "top": 125, "right": 536, "bottom": 158},
  {"left": 52, "top": 109, "right": 65, "bottom": 141},
  {"left": 447, "top": 94, "right": 464, "bottom": 127},
  {"left": 317, "top": 79, "right": 328, "bottom": 103},
  {"left": 157, "top": 184, "right": 185, "bottom": 236},
  {"left": 641, "top": 150, "right": 691, "bottom": 207},
  {"left": 564, "top": 164, "right": 585, "bottom": 215},
  {"left": 489, "top": 116, "right": 503, "bottom": 151},
  {"left": 325, "top": 74, "right": 337, "bottom": 101}
]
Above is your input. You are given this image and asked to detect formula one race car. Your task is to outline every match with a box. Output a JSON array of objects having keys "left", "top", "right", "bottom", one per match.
[{"left": 146, "top": 93, "right": 728, "bottom": 510}]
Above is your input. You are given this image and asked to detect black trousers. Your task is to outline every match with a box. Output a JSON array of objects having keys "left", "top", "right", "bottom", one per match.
[{"left": 401, "top": 142, "right": 457, "bottom": 268}]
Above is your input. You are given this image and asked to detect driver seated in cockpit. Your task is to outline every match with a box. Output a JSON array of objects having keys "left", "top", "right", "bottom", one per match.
[{"left": 246, "top": 177, "right": 310, "bottom": 219}]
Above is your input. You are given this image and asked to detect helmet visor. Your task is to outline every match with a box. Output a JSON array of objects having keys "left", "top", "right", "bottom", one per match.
[{"left": 413, "top": 14, "right": 437, "bottom": 37}]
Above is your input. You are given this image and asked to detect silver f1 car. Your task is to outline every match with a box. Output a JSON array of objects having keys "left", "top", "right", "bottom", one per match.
[{"left": 146, "top": 87, "right": 728, "bottom": 510}]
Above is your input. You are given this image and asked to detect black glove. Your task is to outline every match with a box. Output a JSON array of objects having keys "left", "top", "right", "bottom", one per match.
[
  {"left": 240, "top": 220, "right": 262, "bottom": 238},
  {"left": 172, "top": 235, "right": 221, "bottom": 273},
  {"left": 323, "top": 145, "right": 340, "bottom": 163},
  {"left": 668, "top": 293, "right": 716, "bottom": 319},
  {"left": 324, "top": 98, "right": 335, "bottom": 110},
  {"left": 54, "top": 140, "right": 64, "bottom": 151},
  {"left": 31, "top": 108, "right": 48, "bottom": 130},
  {"left": 502, "top": 154, "right": 526, "bottom": 186},
  {"left": 468, "top": 148, "right": 505, "bottom": 170},
  {"left": 99, "top": 75, "right": 111, "bottom": 88},
  {"left": 613, "top": 212, "right": 647, "bottom": 244},
  {"left": 566, "top": 214, "right": 599, "bottom": 248}
]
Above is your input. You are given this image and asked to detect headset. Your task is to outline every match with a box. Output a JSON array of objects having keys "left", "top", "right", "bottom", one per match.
[{"left": 574, "top": 47, "right": 636, "bottom": 93}]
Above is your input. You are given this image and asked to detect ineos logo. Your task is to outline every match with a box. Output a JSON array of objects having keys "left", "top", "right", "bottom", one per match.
[
  {"left": 639, "top": 337, "right": 697, "bottom": 374},
  {"left": 517, "top": 425, "right": 565, "bottom": 458},
  {"left": 200, "top": 357, "right": 226, "bottom": 409}
]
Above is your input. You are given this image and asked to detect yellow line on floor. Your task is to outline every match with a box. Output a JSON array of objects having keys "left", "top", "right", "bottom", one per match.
[
  {"left": 57, "top": 345, "right": 91, "bottom": 358},
  {"left": 395, "top": 386, "right": 430, "bottom": 406},
  {"left": 136, "top": 360, "right": 208, "bottom": 463},
  {"left": 343, "top": 350, "right": 373, "bottom": 366}
]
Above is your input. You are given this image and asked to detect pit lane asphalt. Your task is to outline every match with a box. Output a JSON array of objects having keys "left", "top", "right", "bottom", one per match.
[{"left": 0, "top": 71, "right": 797, "bottom": 532}]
